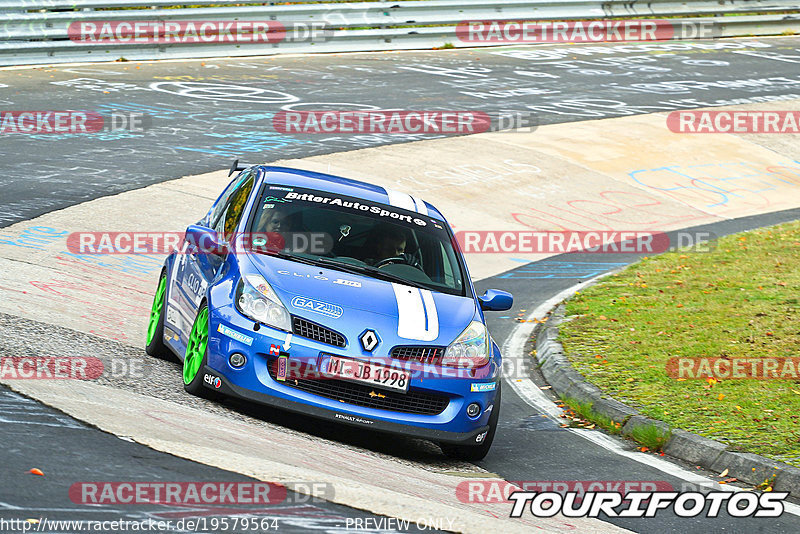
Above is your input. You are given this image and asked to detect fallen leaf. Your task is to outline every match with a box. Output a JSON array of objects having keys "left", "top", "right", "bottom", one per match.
[
  {"left": 29, "top": 468, "right": 44, "bottom": 476},
  {"left": 720, "top": 468, "right": 729, "bottom": 477},
  {"left": 718, "top": 394, "right": 726, "bottom": 401}
]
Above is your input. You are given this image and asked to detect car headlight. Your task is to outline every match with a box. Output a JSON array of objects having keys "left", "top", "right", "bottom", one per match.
[
  {"left": 235, "top": 274, "right": 291, "bottom": 332},
  {"left": 441, "top": 320, "right": 490, "bottom": 368}
]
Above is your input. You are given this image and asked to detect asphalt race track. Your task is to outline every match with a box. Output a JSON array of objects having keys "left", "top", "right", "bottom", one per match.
[
  {"left": 0, "top": 386, "right": 435, "bottom": 533},
  {"left": 2, "top": 36, "right": 800, "bottom": 533},
  {"left": 2, "top": 36, "right": 800, "bottom": 226}
]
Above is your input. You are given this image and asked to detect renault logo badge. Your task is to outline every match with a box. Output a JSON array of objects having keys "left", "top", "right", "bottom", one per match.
[{"left": 360, "top": 330, "right": 379, "bottom": 352}]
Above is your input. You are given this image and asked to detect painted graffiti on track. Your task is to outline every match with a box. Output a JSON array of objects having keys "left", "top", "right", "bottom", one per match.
[{"left": 1, "top": 37, "right": 800, "bottom": 226}]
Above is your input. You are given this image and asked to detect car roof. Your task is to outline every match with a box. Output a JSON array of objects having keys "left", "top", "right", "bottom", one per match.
[{"left": 253, "top": 165, "right": 446, "bottom": 222}]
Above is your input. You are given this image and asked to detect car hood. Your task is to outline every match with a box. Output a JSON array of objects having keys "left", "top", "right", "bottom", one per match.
[{"left": 245, "top": 253, "right": 477, "bottom": 349}]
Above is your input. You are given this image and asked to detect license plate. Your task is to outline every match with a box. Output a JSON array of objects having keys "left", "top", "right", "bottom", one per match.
[{"left": 322, "top": 356, "right": 410, "bottom": 393}]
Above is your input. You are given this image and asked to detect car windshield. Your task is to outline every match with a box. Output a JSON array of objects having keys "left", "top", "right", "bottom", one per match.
[{"left": 246, "top": 184, "right": 467, "bottom": 296}]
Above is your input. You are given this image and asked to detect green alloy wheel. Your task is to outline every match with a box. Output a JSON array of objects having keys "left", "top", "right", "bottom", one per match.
[
  {"left": 146, "top": 276, "right": 166, "bottom": 346},
  {"left": 183, "top": 306, "right": 208, "bottom": 385},
  {"left": 183, "top": 305, "right": 218, "bottom": 400},
  {"left": 145, "top": 273, "right": 174, "bottom": 361}
]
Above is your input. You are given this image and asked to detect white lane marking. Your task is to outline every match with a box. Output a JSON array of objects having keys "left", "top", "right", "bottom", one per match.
[
  {"left": 392, "top": 283, "right": 439, "bottom": 341},
  {"left": 502, "top": 276, "right": 800, "bottom": 517},
  {"left": 574, "top": 429, "right": 800, "bottom": 515},
  {"left": 385, "top": 188, "right": 417, "bottom": 212},
  {"left": 501, "top": 275, "right": 610, "bottom": 420}
]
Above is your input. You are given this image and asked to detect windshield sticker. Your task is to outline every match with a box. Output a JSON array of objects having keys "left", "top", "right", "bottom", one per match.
[
  {"left": 283, "top": 191, "right": 427, "bottom": 226},
  {"left": 263, "top": 196, "right": 292, "bottom": 204}
]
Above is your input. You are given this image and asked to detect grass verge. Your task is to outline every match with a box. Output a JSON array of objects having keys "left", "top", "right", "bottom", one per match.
[
  {"left": 561, "top": 396, "right": 622, "bottom": 435},
  {"left": 559, "top": 221, "right": 800, "bottom": 467},
  {"left": 629, "top": 423, "right": 672, "bottom": 452}
]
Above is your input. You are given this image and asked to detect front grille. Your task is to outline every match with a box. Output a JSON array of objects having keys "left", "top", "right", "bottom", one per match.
[
  {"left": 391, "top": 346, "right": 445, "bottom": 364},
  {"left": 292, "top": 316, "right": 346, "bottom": 347},
  {"left": 267, "top": 357, "right": 449, "bottom": 416}
]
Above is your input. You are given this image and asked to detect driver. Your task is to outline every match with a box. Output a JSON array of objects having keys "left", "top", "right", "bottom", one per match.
[
  {"left": 259, "top": 205, "right": 290, "bottom": 232},
  {"left": 364, "top": 225, "right": 407, "bottom": 266},
  {"left": 252, "top": 205, "right": 293, "bottom": 251}
]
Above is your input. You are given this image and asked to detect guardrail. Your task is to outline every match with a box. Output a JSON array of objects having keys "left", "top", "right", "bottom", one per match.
[{"left": 1, "top": 0, "right": 798, "bottom": 66}]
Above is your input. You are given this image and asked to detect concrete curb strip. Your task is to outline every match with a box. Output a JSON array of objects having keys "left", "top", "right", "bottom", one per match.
[{"left": 534, "top": 304, "right": 800, "bottom": 496}]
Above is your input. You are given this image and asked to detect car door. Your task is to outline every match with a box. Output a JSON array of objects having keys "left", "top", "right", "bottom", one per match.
[{"left": 165, "top": 171, "right": 256, "bottom": 350}]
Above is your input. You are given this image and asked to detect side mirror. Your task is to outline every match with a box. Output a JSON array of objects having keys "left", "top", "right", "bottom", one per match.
[
  {"left": 478, "top": 289, "right": 513, "bottom": 312},
  {"left": 184, "top": 225, "right": 225, "bottom": 255}
]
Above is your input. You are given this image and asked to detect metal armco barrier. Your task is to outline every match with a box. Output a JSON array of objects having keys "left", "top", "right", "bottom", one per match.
[{"left": 0, "top": 0, "right": 798, "bottom": 66}]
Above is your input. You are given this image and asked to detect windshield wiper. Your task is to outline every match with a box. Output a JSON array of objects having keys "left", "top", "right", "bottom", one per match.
[{"left": 309, "top": 257, "right": 432, "bottom": 290}]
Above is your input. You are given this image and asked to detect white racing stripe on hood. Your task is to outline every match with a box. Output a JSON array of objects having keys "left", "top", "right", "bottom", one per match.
[
  {"left": 385, "top": 188, "right": 417, "bottom": 213},
  {"left": 411, "top": 195, "right": 428, "bottom": 215},
  {"left": 392, "top": 283, "right": 439, "bottom": 342}
]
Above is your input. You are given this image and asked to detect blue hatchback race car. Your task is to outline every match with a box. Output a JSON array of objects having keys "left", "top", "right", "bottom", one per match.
[{"left": 145, "top": 163, "right": 512, "bottom": 460}]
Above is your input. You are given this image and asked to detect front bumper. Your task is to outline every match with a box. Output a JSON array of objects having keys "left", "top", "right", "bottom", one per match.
[
  {"left": 205, "top": 304, "right": 499, "bottom": 446},
  {"left": 202, "top": 364, "right": 490, "bottom": 445}
]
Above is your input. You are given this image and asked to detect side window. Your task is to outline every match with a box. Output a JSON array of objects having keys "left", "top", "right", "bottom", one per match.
[
  {"left": 209, "top": 171, "right": 251, "bottom": 228},
  {"left": 212, "top": 174, "right": 255, "bottom": 237}
]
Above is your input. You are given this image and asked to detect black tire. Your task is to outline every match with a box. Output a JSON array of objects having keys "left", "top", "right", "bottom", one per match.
[
  {"left": 440, "top": 383, "right": 501, "bottom": 461},
  {"left": 145, "top": 271, "right": 176, "bottom": 361},
  {"left": 182, "top": 304, "right": 219, "bottom": 401}
]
